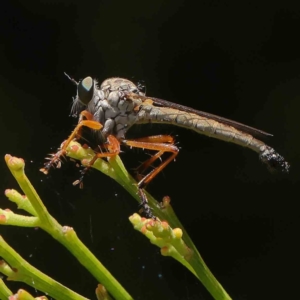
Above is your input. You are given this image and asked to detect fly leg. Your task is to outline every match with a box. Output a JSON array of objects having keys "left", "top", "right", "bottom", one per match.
[
  {"left": 122, "top": 135, "right": 179, "bottom": 218},
  {"left": 40, "top": 111, "right": 101, "bottom": 174},
  {"left": 73, "top": 135, "right": 121, "bottom": 188},
  {"left": 137, "top": 188, "right": 154, "bottom": 219},
  {"left": 122, "top": 135, "right": 179, "bottom": 188}
]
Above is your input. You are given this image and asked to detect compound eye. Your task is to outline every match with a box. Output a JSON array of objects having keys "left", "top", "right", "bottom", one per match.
[{"left": 77, "top": 77, "right": 94, "bottom": 105}]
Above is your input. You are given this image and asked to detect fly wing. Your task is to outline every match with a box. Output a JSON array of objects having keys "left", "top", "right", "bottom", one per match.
[{"left": 127, "top": 93, "right": 273, "bottom": 139}]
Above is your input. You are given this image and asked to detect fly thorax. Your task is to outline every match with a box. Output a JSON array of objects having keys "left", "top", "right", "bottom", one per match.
[{"left": 92, "top": 78, "right": 144, "bottom": 139}]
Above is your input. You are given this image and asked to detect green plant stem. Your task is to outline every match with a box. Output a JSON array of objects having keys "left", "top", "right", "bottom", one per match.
[
  {"left": 0, "top": 277, "right": 12, "bottom": 299},
  {"left": 5, "top": 189, "right": 37, "bottom": 216},
  {"left": 4, "top": 154, "right": 133, "bottom": 300},
  {"left": 0, "top": 236, "right": 87, "bottom": 300},
  {"left": 0, "top": 208, "right": 40, "bottom": 227},
  {"left": 66, "top": 142, "right": 232, "bottom": 300}
]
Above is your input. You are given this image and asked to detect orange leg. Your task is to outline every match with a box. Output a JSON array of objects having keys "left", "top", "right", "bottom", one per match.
[
  {"left": 75, "top": 110, "right": 95, "bottom": 140},
  {"left": 132, "top": 135, "right": 175, "bottom": 175},
  {"left": 40, "top": 110, "right": 102, "bottom": 174},
  {"left": 73, "top": 135, "right": 121, "bottom": 188},
  {"left": 122, "top": 135, "right": 179, "bottom": 189}
]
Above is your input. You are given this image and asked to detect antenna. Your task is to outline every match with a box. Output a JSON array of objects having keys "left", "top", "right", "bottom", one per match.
[{"left": 64, "top": 72, "right": 79, "bottom": 85}]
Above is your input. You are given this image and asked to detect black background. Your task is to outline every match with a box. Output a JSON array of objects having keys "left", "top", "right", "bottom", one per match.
[{"left": 0, "top": 1, "right": 299, "bottom": 299}]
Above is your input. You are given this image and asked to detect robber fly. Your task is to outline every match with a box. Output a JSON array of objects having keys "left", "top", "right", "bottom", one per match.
[{"left": 41, "top": 75, "right": 290, "bottom": 217}]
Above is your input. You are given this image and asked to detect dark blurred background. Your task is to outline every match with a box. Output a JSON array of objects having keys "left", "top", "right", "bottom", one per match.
[{"left": 0, "top": 1, "right": 299, "bottom": 299}]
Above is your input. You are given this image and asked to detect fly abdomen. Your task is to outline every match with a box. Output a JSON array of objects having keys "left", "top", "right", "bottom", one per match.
[
  {"left": 259, "top": 146, "right": 290, "bottom": 173},
  {"left": 137, "top": 105, "right": 290, "bottom": 173}
]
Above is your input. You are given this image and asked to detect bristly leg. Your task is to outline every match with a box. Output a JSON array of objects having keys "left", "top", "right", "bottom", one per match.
[
  {"left": 40, "top": 112, "right": 102, "bottom": 175},
  {"left": 40, "top": 149, "right": 67, "bottom": 174},
  {"left": 259, "top": 146, "right": 290, "bottom": 173},
  {"left": 138, "top": 189, "right": 155, "bottom": 219},
  {"left": 72, "top": 135, "right": 121, "bottom": 188}
]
